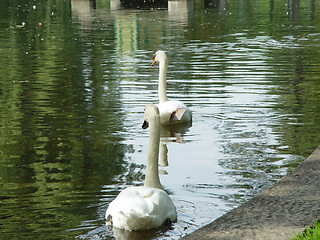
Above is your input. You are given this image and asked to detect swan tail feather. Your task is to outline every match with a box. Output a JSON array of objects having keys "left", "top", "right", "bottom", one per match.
[{"left": 114, "top": 211, "right": 157, "bottom": 230}]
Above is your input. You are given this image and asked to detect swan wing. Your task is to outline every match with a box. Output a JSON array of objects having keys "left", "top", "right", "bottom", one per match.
[
  {"left": 157, "top": 101, "right": 192, "bottom": 125},
  {"left": 106, "top": 186, "right": 177, "bottom": 230},
  {"left": 170, "top": 108, "right": 187, "bottom": 121}
]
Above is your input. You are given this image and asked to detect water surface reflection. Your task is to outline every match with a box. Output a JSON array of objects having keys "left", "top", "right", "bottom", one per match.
[{"left": 1, "top": 0, "right": 320, "bottom": 239}]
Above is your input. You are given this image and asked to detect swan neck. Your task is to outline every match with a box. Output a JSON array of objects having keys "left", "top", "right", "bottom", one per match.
[
  {"left": 158, "top": 61, "right": 168, "bottom": 104},
  {"left": 144, "top": 116, "right": 162, "bottom": 189}
]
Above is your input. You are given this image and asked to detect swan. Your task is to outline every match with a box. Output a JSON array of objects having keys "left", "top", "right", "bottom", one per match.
[
  {"left": 105, "top": 104, "right": 177, "bottom": 231},
  {"left": 151, "top": 50, "right": 192, "bottom": 126}
]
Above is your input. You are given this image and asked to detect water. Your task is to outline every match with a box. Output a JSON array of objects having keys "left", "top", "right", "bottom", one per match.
[{"left": 1, "top": 0, "right": 320, "bottom": 239}]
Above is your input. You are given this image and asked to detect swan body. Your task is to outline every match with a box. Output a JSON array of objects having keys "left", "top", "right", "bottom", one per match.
[
  {"left": 105, "top": 186, "right": 177, "bottom": 231},
  {"left": 106, "top": 104, "right": 177, "bottom": 231},
  {"left": 156, "top": 100, "right": 191, "bottom": 124},
  {"left": 152, "top": 50, "right": 192, "bottom": 126}
]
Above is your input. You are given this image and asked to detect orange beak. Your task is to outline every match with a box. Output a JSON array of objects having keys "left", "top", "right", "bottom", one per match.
[{"left": 151, "top": 59, "right": 157, "bottom": 66}]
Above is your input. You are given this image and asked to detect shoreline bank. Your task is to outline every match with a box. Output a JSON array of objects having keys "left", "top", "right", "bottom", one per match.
[{"left": 182, "top": 146, "right": 320, "bottom": 240}]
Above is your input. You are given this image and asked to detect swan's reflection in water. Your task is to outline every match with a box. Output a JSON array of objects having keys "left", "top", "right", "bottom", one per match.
[
  {"left": 160, "top": 122, "right": 192, "bottom": 143},
  {"left": 159, "top": 122, "right": 192, "bottom": 174},
  {"left": 159, "top": 144, "right": 170, "bottom": 176},
  {"left": 112, "top": 224, "right": 174, "bottom": 240}
]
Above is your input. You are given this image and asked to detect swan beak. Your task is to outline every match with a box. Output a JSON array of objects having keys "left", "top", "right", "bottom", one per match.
[
  {"left": 151, "top": 59, "right": 157, "bottom": 66},
  {"left": 142, "top": 120, "right": 149, "bottom": 129}
]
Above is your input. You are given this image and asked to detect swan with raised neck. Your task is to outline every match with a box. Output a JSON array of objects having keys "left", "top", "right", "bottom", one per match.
[
  {"left": 152, "top": 50, "right": 168, "bottom": 104},
  {"left": 151, "top": 50, "right": 192, "bottom": 126},
  {"left": 142, "top": 104, "right": 162, "bottom": 189},
  {"left": 105, "top": 104, "right": 177, "bottom": 231}
]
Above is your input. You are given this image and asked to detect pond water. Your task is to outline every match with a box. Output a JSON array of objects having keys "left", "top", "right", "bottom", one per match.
[{"left": 1, "top": 0, "right": 320, "bottom": 239}]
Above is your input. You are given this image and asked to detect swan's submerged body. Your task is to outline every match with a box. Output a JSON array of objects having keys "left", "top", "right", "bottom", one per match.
[
  {"left": 106, "top": 104, "right": 177, "bottom": 231},
  {"left": 105, "top": 186, "right": 177, "bottom": 231},
  {"left": 151, "top": 50, "right": 192, "bottom": 126}
]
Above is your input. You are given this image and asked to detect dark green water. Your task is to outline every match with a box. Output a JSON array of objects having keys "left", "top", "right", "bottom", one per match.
[{"left": 1, "top": 0, "right": 320, "bottom": 239}]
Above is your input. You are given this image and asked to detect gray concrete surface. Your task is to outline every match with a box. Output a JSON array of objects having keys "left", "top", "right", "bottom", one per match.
[{"left": 182, "top": 146, "right": 320, "bottom": 240}]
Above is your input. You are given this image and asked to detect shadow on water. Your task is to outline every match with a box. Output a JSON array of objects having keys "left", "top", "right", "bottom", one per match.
[{"left": 118, "top": 0, "right": 168, "bottom": 9}]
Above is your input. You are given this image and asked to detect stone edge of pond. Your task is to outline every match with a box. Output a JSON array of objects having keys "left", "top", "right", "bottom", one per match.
[{"left": 181, "top": 146, "right": 320, "bottom": 240}]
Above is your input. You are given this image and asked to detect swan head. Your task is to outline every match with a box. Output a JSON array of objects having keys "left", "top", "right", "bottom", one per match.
[
  {"left": 142, "top": 104, "right": 160, "bottom": 129},
  {"left": 151, "top": 50, "right": 167, "bottom": 66}
]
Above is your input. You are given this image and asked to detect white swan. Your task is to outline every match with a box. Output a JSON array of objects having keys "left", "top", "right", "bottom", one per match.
[
  {"left": 152, "top": 50, "right": 192, "bottom": 126},
  {"left": 105, "top": 104, "right": 177, "bottom": 231}
]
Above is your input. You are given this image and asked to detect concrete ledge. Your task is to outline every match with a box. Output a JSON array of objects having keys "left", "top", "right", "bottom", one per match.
[{"left": 182, "top": 146, "right": 320, "bottom": 240}]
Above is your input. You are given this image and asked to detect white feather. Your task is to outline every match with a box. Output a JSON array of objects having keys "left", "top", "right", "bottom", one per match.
[
  {"left": 152, "top": 50, "right": 192, "bottom": 126},
  {"left": 106, "top": 186, "right": 177, "bottom": 231},
  {"left": 106, "top": 104, "right": 177, "bottom": 231}
]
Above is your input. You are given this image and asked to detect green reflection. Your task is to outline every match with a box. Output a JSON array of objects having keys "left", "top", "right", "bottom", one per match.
[
  {"left": 0, "top": 0, "right": 131, "bottom": 239},
  {"left": 1, "top": 0, "right": 320, "bottom": 239}
]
